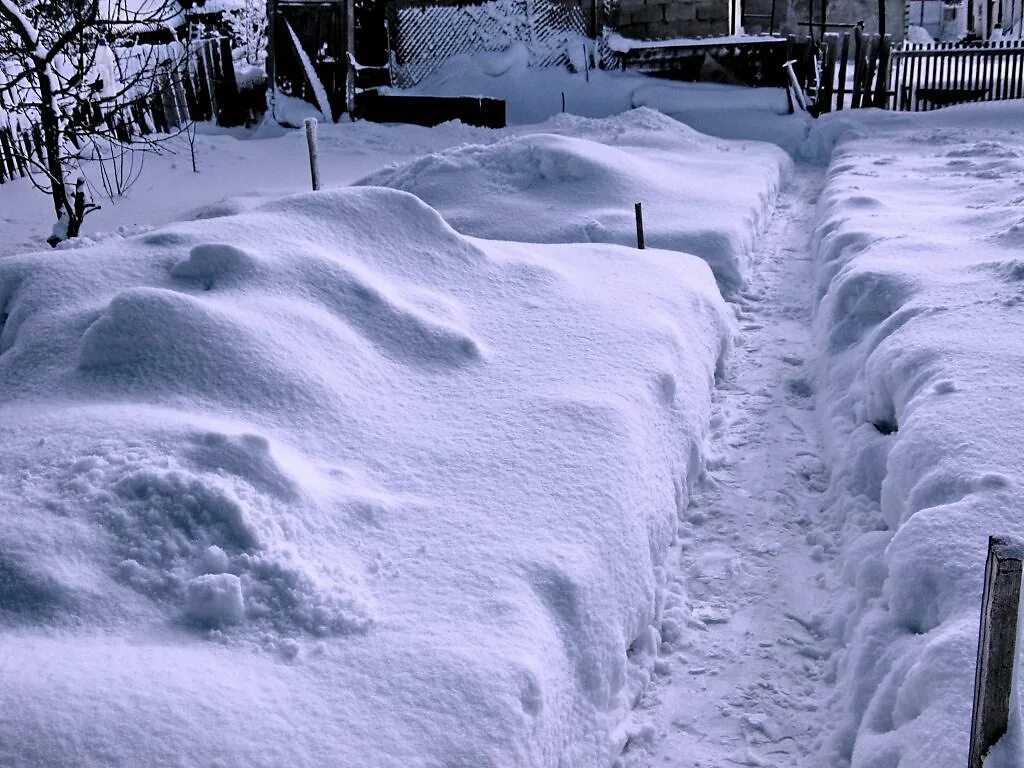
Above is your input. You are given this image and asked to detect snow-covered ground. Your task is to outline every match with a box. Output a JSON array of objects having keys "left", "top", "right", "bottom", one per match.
[
  {"left": 811, "top": 103, "right": 1024, "bottom": 768},
  {"left": 357, "top": 110, "right": 789, "bottom": 294},
  {"left": 2, "top": 54, "right": 1024, "bottom": 768},
  {"left": 0, "top": 107, "right": 788, "bottom": 767}
]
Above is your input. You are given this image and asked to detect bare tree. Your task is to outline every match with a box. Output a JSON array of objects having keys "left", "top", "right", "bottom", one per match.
[{"left": 0, "top": 0, "right": 187, "bottom": 244}]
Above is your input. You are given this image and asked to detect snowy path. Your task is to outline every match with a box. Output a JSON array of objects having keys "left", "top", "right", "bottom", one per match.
[{"left": 621, "top": 166, "right": 834, "bottom": 768}]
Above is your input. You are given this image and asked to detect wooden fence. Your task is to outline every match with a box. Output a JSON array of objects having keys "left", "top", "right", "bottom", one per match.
[
  {"left": 890, "top": 40, "right": 1024, "bottom": 111},
  {"left": 808, "top": 33, "right": 1024, "bottom": 113},
  {"left": 0, "top": 37, "right": 263, "bottom": 186}
]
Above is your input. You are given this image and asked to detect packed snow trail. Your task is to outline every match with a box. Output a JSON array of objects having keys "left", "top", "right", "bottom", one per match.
[{"left": 620, "top": 166, "right": 833, "bottom": 768}]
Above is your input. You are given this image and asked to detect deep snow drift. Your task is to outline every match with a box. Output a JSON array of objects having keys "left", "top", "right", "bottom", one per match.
[
  {"left": 359, "top": 109, "right": 791, "bottom": 294},
  {"left": 811, "top": 102, "right": 1024, "bottom": 768},
  {"left": 0, "top": 172, "right": 739, "bottom": 763}
]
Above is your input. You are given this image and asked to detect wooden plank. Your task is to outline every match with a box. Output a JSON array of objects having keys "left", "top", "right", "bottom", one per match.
[
  {"left": 820, "top": 33, "right": 837, "bottom": 112},
  {"left": 908, "top": 44, "right": 919, "bottom": 109},
  {"left": 873, "top": 34, "right": 892, "bottom": 107},
  {"left": 851, "top": 25, "right": 864, "bottom": 108},
  {"left": 836, "top": 32, "right": 850, "bottom": 110},
  {"left": 19, "top": 130, "right": 34, "bottom": 172},
  {"left": 890, "top": 46, "right": 902, "bottom": 110},
  {"left": 218, "top": 36, "right": 242, "bottom": 126},
  {"left": 1011, "top": 46, "right": 1019, "bottom": 99},
  {"left": 182, "top": 68, "right": 202, "bottom": 123},
  {"left": 897, "top": 44, "right": 913, "bottom": 109},
  {"left": 194, "top": 44, "right": 214, "bottom": 122},
  {"left": 936, "top": 42, "right": 948, "bottom": 100},
  {"left": 977, "top": 44, "right": 988, "bottom": 105},
  {"left": 150, "top": 90, "right": 169, "bottom": 134},
  {"left": 2, "top": 127, "right": 22, "bottom": 178},
  {"left": 0, "top": 129, "right": 8, "bottom": 184},
  {"left": 30, "top": 124, "right": 45, "bottom": 164},
  {"left": 204, "top": 40, "right": 221, "bottom": 122},
  {"left": 130, "top": 100, "right": 152, "bottom": 136},
  {"left": 968, "top": 536, "right": 1024, "bottom": 768},
  {"left": 861, "top": 34, "right": 879, "bottom": 109},
  {"left": 0, "top": 128, "right": 18, "bottom": 178},
  {"left": 159, "top": 71, "right": 181, "bottom": 129}
]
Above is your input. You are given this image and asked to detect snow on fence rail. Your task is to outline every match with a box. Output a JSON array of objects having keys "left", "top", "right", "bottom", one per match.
[{"left": 0, "top": 37, "right": 262, "bottom": 187}]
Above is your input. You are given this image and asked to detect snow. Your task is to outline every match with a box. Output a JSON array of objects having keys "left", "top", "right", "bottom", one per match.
[
  {"left": 810, "top": 101, "right": 1024, "bottom": 768},
  {"left": 605, "top": 31, "right": 786, "bottom": 52},
  {"left": 0, "top": 110, "right": 782, "bottom": 765},
  {"left": 358, "top": 109, "right": 791, "bottom": 294},
  {"left": 3, "top": 46, "right": 1024, "bottom": 767}
]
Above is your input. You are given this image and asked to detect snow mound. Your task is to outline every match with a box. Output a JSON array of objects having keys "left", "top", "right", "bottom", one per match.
[
  {"left": 358, "top": 108, "right": 791, "bottom": 294},
  {"left": 0, "top": 182, "right": 734, "bottom": 766},
  {"left": 812, "top": 122, "right": 1024, "bottom": 768}
]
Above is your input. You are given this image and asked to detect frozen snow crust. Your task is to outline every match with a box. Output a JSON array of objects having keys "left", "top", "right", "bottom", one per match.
[
  {"left": 358, "top": 109, "right": 791, "bottom": 295},
  {"left": 0, "top": 177, "right": 735, "bottom": 763},
  {"left": 811, "top": 103, "right": 1024, "bottom": 768}
]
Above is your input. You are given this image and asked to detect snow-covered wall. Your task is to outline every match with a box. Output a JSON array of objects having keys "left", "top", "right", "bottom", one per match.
[{"left": 811, "top": 102, "right": 1024, "bottom": 768}]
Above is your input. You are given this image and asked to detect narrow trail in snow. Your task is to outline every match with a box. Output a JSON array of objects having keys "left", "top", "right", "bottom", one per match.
[{"left": 622, "top": 166, "right": 834, "bottom": 768}]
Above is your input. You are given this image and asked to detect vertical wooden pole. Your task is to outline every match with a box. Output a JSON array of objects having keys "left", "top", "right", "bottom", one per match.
[
  {"left": 635, "top": 202, "right": 645, "bottom": 250},
  {"left": 346, "top": 0, "right": 356, "bottom": 117},
  {"left": 851, "top": 25, "right": 865, "bottom": 107},
  {"left": 820, "top": 33, "right": 838, "bottom": 112},
  {"left": 968, "top": 536, "right": 1024, "bottom": 768},
  {"left": 304, "top": 117, "right": 321, "bottom": 191},
  {"left": 873, "top": 33, "right": 893, "bottom": 107},
  {"left": 836, "top": 32, "right": 850, "bottom": 110}
]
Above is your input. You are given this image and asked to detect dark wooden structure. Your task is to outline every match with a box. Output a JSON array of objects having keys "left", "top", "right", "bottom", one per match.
[
  {"left": 267, "top": 0, "right": 354, "bottom": 122},
  {"left": 356, "top": 91, "right": 506, "bottom": 127},
  {"left": 266, "top": 0, "right": 393, "bottom": 122}
]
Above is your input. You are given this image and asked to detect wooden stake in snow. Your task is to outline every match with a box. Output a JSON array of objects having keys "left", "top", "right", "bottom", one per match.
[
  {"left": 969, "top": 536, "right": 1024, "bottom": 768},
  {"left": 635, "top": 202, "right": 645, "bottom": 250},
  {"left": 304, "top": 118, "right": 320, "bottom": 192}
]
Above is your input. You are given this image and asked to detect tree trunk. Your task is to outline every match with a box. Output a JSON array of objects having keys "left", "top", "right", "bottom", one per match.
[{"left": 34, "top": 56, "right": 72, "bottom": 229}]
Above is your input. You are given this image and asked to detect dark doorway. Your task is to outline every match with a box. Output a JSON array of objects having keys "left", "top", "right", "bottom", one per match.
[{"left": 269, "top": 0, "right": 348, "bottom": 121}]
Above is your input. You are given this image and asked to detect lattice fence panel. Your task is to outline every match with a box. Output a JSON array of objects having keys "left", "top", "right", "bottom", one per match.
[{"left": 390, "top": 0, "right": 593, "bottom": 86}]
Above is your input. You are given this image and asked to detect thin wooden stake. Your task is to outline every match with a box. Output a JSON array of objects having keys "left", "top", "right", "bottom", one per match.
[
  {"left": 304, "top": 117, "right": 321, "bottom": 191},
  {"left": 635, "top": 202, "right": 645, "bottom": 250},
  {"left": 969, "top": 536, "right": 1024, "bottom": 768}
]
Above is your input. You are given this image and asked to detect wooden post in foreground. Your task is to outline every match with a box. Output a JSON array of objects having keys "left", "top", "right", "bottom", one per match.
[
  {"left": 304, "top": 118, "right": 320, "bottom": 191},
  {"left": 969, "top": 536, "right": 1024, "bottom": 768},
  {"left": 635, "top": 202, "right": 645, "bottom": 249}
]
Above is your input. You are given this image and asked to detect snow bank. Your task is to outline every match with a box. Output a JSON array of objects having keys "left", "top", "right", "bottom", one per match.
[
  {"left": 811, "top": 103, "right": 1024, "bottom": 768},
  {"left": 358, "top": 108, "right": 791, "bottom": 294},
  {"left": 0, "top": 182, "right": 733, "bottom": 766}
]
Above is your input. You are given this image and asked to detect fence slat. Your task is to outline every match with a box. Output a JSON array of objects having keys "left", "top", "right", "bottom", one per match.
[{"left": 836, "top": 31, "right": 850, "bottom": 110}]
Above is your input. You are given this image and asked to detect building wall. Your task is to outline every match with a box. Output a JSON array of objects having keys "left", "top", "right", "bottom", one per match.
[{"left": 609, "top": 0, "right": 733, "bottom": 39}]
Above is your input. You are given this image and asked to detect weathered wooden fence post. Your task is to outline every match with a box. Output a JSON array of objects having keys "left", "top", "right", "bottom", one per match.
[
  {"left": 304, "top": 118, "right": 321, "bottom": 191},
  {"left": 969, "top": 535, "right": 1024, "bottom": 768},
  {"left": 635, "top": 202, "right": 645, "bottom": 250}
]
